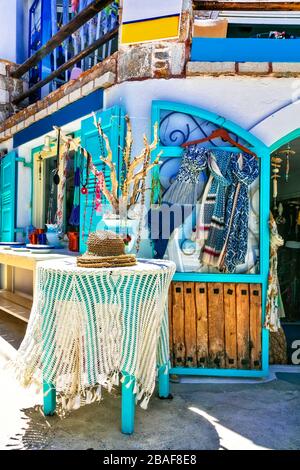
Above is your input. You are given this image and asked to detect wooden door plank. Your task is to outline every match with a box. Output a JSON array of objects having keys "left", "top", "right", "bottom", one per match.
[
  {"left": 184, "top": 282, "right": 197, "bottom": 367},
  {"left": 195, "top": 282, "right": 208, "bottom": 367},
  {"left": 172, "top": 282, "right": 185, "bottom": 367},
  {"left": 250, "top": 284, "right": 262, "bottom": 369},
  {"left": 236, "top": 284, "right": 250, "bottom": 369},
  {"left": 207, "top": 283, "right": 225, "bottom": 368},
  {"left": 168, "top": 285, "right": 174, "bottom": 366},
  {"left": 224, "top": 283, "right": 237, "bottom": 369}
]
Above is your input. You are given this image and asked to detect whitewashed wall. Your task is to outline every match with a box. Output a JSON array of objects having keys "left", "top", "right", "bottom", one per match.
[
  {"left": 105, "top": 76, "right": 300, "bottom": 151},
  {"left": 0, "top": 0, "right": 28, "bottom": 64}
]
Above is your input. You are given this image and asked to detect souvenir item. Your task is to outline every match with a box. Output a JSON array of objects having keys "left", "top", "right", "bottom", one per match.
[
  {"left": 56, "top": 143, "right": 70, "bottom": 234},
  {"left": 162, "top": 146, "right": 207, "bottom": 205},
  {"left": 77, "top": 230, "right": 136, "bottom": 268},
  {"left": 45, "top": 224, "right": 63, "bottom": 248},
  {"left": 159, "top": 158, "right": 182, "bottom": 189},
  {"left": 279, "top": 144, "right": 295, "bottom": 182},
  {"left": 69, "top": 166, "right": 81, "bottom": 226},
  {"left": 276, "top": 202, "right": 286, "bottom": 225},
  {"left": 68, "top": 232, "right": 79, "bottom": 252},
  {"left": 271, "top": 155, "right": 282, "bottom": 210},
  {"left": 218, "top": 153, "right": 259, "bottom": 273},
  {"left": 197, "top": 149, "right": 232, "bottom": 267},
  {"left": 265, "top": 213, "right": 285, "bottom": 332},
  {"left": 181, "top": 239, "right": 196, "bottom": 255},
  {"left": 80, "top": 149, "right": 91, "bottom": 195},
  {"left": 53, "top": 129, "right": 61, "bottom": 186}
]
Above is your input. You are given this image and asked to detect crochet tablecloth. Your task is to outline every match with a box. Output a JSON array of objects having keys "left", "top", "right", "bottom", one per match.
[{"left": 13, "top": 258, "right": 175, "bottom": 411}]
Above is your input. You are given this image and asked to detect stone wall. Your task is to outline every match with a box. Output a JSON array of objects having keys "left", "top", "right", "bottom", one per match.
[
  {"left": 0, "top": 60, "right": 26, "bottom": 123},
  {"left": 117, "top": 2, "right": 193, "bottom": 82}
]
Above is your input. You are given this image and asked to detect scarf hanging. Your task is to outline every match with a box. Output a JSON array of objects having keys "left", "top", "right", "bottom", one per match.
[
  {"left": 218, "top": 153, "right": 259, "bottom": 273},
  {"left": 197, "top": 150, "right": 232, "bottom": 267},
  {"left": 149, "top": 146, "right": 207, "bottom": 259},
  {"left": 264, "top": 213, "right": 285, "bottom": 332}
]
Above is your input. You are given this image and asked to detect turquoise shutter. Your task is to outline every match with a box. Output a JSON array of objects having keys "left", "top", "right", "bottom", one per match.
[
  {"left": 0, "top": 151, "right": 17, "bottom": 242},
  {"left": 80, "top": 106, "right": 125, "bottom": 252}
]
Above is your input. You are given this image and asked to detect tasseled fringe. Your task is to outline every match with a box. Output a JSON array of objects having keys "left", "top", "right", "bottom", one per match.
[
  {"left": 140, "top": 394, "right": 151, "bottom": 410},
  {"left": 112, "top": 371, "right": 119, "bottom": 386},
  {"left": 125, "top": 377, "right": 134, "bottom": 389}
]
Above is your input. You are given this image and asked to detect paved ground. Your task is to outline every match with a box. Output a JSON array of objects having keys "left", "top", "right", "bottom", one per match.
[{"left": 0, "top": 312, "right": 300, "bottom": 450}]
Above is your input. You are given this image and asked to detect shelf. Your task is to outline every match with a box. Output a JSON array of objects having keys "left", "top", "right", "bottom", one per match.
[{"left": 0, "top": 290, "right": 32, "bottom": 323}]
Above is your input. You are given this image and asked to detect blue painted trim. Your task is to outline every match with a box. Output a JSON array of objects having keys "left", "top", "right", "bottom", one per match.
[
  {"left": 191, "top": 38, "right": 300, "bottom": 63},
  {"left": 173, "top": 273, "right": 262, "bottom": 283},
  {"left": 13, "top": 90, "right": 103, "bottom": 148},
  {"left": 270, "top": 128, "right": 300, "bottom": 153},
  {"left": 169, "top": 367, "right": 268, "bottom": 378}
]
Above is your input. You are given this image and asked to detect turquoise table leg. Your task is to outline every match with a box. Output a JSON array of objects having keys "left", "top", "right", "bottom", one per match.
[
  {"left": 43, "top": 381, "right": 56, "bottom": 416},
  {"left": 158, "top": 365, "right": 172, "bottom": 399},
  {"left": 121, "top": 375, "right": 135, "bottom": 434}
]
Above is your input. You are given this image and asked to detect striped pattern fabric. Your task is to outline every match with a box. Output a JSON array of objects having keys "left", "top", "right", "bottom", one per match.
[
  {"left": 12, "top": 258, "right": 175, "bottom": 412},
  {"left": 197, "top": 151, "right": 232, "bottom": 267},
  {"left": 121, "top": 0, "right": 182, "bottom": 44}
]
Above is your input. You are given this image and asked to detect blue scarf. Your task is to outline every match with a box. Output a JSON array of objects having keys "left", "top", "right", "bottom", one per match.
[
  {"left": 198, "top": 150, "right": 232, "bottom": 267},
  {"left": 219, "top": 153, "right": 259, "bottom": 273}
]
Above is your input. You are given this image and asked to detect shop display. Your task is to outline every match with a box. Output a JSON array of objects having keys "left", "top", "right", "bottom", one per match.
[
  {"left": 69, "top": 167, "right": 81, "bottom": 226},
  {"left": 271, "top": 155, "right": 283, "bottom": 210},
  {"left": 265, "top": 213, "right": 285, "bottom": 332},
  {"left": 56, "top": 115, "right": 161, "bottom": 252},
  {"left": 279, "top": 144, "right": 295, "bottom": 182},
  {"left": 162, "top": 146, "right": 207, "bottom": 205},
  {"left": 152, "top": 140, "right": 259, "bottom": 274},
  {"left": 11, "top": 257, "right": 175, "bottom": 419}
]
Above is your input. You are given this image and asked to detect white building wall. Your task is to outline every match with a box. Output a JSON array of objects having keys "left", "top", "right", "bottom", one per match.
[
  {"left": 105, "top": 76, "right": 300, "bottom": 151},
  {"left": 0, "top": 0, "right": 28, "bottom": 64}
]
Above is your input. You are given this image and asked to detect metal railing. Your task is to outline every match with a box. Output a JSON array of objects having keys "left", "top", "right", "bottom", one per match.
[{"left": 12, "top": 0, "right": 119, "bottom": 106}]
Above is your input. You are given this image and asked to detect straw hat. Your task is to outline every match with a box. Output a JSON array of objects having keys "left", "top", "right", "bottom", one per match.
[{"left": 77, "top": 230, "right": 136, "bottom": 268}]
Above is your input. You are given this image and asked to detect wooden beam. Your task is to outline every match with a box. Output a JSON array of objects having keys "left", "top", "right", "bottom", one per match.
[
  {"left": 12, "top": 27, "right": 118, "bottom": 105},
  {"left": 11, "top": 0, "right": 113, "bottom": 80},
  {"left": 193, "top": 1, "right": 300, "bottom": 10}
]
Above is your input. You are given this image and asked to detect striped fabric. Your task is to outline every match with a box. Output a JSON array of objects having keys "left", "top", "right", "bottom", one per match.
[
  {"left": 121, "top": 0, "right": 182, "bottom": 44},
  {"left": 11, "top": 258, "right": 175, "bottom": 412}
]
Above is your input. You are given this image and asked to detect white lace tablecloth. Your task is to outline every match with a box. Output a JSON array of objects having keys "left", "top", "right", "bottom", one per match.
[{"left": 12, "top": 258, "right": 175, "bottom": 411}]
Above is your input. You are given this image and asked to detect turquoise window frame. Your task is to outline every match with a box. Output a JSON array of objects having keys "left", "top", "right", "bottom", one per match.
[{"left": 151, "top": 100, "right": 271, "bottom": 378}]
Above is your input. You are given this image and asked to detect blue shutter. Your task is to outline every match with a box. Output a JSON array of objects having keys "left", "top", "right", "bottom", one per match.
[
  {"left": 80, "top": 106, "right": 125, "bottom": 252},
  {"left": 0, "top": 151, "right": 17, "bottom": 242}
]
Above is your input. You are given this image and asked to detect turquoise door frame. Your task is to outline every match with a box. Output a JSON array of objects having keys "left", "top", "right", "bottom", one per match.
[
  {"left": 0, "top": 151, "right": 17, "bottom": 242},
  {"left": 269, "top": 128, "right": 300, "bottom": 154},
  {"left": 152, "top": 100, "right": 271, "bottom": 378},
  {"left": 80, "top": 106, "right": 126, "bottom": 252}
]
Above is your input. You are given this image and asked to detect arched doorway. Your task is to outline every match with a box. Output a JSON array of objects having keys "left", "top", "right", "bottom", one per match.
[
  {"left": 270, "top": 130, "right": 300, "bottom": 366},
  {"left": 151, "top": 101, "right": 271, "bottom": 377}
]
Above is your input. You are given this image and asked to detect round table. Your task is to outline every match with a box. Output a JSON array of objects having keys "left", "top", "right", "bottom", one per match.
[{"left": 13, "top": 257, "right": 175, "bottom": 434}]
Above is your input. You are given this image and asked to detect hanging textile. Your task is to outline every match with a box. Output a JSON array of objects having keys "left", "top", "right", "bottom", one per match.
[
  {"left": 149, "top": 146, "right": 207, "bottom": 259},
  {"left": 162, "top": 145, "right": 208, "bottom": 205},
  {"left": 69, "top": 151, "right": 81, "bottom": 227},
  {"left": 56, "top": 146, "right": 69, "bottom": 234},
  {"left": 218, "top": 153, "right": 259, "bottom": 273},
  {"left": 197, "top": 150, "right": 232, "bottom": 267},
  {"left": 265, "top": 213, "right": 285, "bottom": 332}
]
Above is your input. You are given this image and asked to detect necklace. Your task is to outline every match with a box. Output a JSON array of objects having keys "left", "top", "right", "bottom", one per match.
[
  {"left": 80, "top": 148, "right": 91, "bottom": 195},
  {"left": 135, "top": 148, "right": 150, "bottom": 253}
]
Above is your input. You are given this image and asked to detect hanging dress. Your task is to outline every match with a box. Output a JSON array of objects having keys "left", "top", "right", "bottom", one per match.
[
  {"left": 162, "top": 145, "right": 208, "bottom": 205},
  {"left": 218, "top": 153, "right": 259, "bottom": 273},
  {"left": 148, "top": 145, "right": 208, "bottom": 259}
]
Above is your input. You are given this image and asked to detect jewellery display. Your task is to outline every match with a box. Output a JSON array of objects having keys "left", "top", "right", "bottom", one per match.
[{"left": 279, "top": 144, "right": 295, "bottom": 182}]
